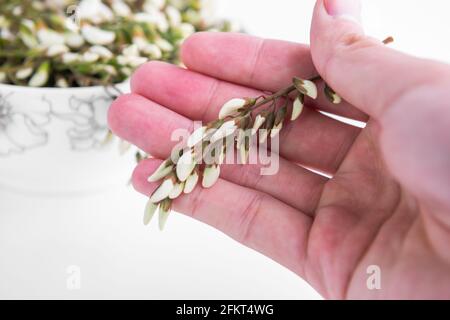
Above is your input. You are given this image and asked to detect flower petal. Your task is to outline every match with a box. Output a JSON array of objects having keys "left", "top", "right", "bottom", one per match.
[
  {"left": 143, "top": 200, "right": 158, "bottom": 225},
  {"left": 148, "top": 159, "right": 173, "bottom": 182},
  {"left": 149, "top": 178, "right": 174, "bottom": 203},
  {"left": 218, "top": 98, "right": 246, "bottom": 119},
  {"left": 176, "top": 150, "right": 196, "bottom": 182},
  {"left": 202, "top": 165, "right": 220, "bottom": 188},
  {"left": 183, "top": 172, "right": 199, "bottom": 194},
  {"left": 169, "top": 182, "right": 184, "bottom": 199},
  {"left": 291, "top": 95, "right": 304, "bottom": 121}
]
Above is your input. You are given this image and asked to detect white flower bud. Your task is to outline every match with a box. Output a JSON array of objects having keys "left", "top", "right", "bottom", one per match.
[
  {"left": 56, "top": 77, "right": 69, "bottom": 88},
  {"left": 122, "top": 44, "right": 140, "bottom": 57},
  {"left": 202, "top": 165, "right": 220, "bottom": 189},
  {"left": 141, "top": 43, "right": 162, "bottom": 59},
  {"left": 293, "top": 77, "right": 318, "bottom": 99},
  {"left": 179, "top": 23, "right": 195, "bottom": 38},
  {"left": 81, "top": 25, "right": 116, "bottom": 45},
  {"left": 148, "top": 160, "right": 173, "bottom": 182},
  {"left": 65, "top": 32, "right": 85, "bottom": 48},
  {"left": 219, "top": 98, "right": 246, "bottom": 119},
  {"left": 252, "top": 114, "right": 266, "bottom": 135},
  {"left": 169, "top": 182, "right": 184, "bottom": 199},
  {"left": 37, "top": 29, "right": 65, "bottom": 47},
  {"left": 187, "top": 126, "right": 207, "bottom": 148},
  {"left": 82, "top": 51, "right": 100, "bottom": 63},
  {"left": 0, "top": 72, "right": 7, "bottom": 83},
  {"left": 16, "top": 67, "right": 33, "bottom": 80},
  {"left": 291, "top": 95, "right": 304, "bottom": 121},
  {"left": 184, "top": 172, "right": 199, "bottom": 194},
  {"left": 89, "top": 45, "right": 113, "bottom": 59},
  {"left": 210, "top": 121, "right": 237, "bottom": 144},
  {"left": 62, "top": 52, "right": 80, "bottom": 64},
  {"left": 149, "top": 178, "right": 175, "bottom": 203},
  {"left": 28, "top": 61, "right": 50, "bottom": 87},
  {"left": 176, "top": 150, "right": 196, "bottom": 182},
  {"left": 155, "top": 37, "right": 174, "bottom": 52},
  {"left": 270, "top": 123, "right": 283, "bottom": 138},
  {"left": 77, "top": 0, "right": 114, "bottom": 24},
  {"left": 143, "top": 200, "right": 158, "bottom": 225},
  {"left": 112, "top": 0, "right": 131, "bottom": 17},
  {"left": 166, "top": 5, "right": 182, "bottom": 26},
  {"left": 46, "top": 44, "right": 69, "bottom": 57}
]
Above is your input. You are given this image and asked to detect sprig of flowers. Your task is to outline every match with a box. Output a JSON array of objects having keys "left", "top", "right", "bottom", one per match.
[
  {"left": 0, "top": 0, "right": 236, "bottom": 87},
  {"left": 143, "top": 76, "right": 342, "bottom": 230}
]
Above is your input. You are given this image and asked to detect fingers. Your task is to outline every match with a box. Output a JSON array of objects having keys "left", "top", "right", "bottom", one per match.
[
  {"left": 180, "top": 32, "right": 367, "bottom": 121},
  {"left": 133, "top": 158, "right": 312, "bottom": 276},
  {"left": 109, "top": 94, "right": 328, "bottom": 213},
  {"left": 131, "top": 62, "right": 361, "bottom": 173},
  {"left": 310, "top": 0, "right": 450, "bottom": 119}
]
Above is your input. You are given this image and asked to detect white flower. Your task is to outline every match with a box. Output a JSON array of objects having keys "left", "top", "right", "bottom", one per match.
[
  {"left": 112, "top": 0, "right": 131, "bottom": 17},
  {"left": 134, "top": 12, "right": 169, "bottom": 33},
  {"left": 143, "top": 200, "right": 158, "bottom": 225},
  {"left": 77, "top": 0, "right": 114, "bottom": 24},
  {"left": 169, "top": 182, "right": 184, "bottom": 199},
  {"left": 270, "top": 123, "right": 283, "bottom": 138},
  {"left": 46, "top": 44, "right": 69, "bottom": 57},
  {"left": 293, "top": 78, "right": 318, "bottom": 99},
  {"left": 144, "top": 0, "right": 166, "bottom": 10},
  {"left": 202, "top": 165, "right": 220, "bottom": 188},
  {"left": 62, "top": 52, "right": 80, "bottom": 64},
  {"left": 28, "top": 61, "right": 50, "bottom": 87},
  {"left": 82, "top": 51, "right": 100, "bottom": 63},
  {"left": 210, "top": 121, "right": 237, "bottom": 144},
  {"left": 37, "top": 29, "right": 65, "bottom": 47},
  {"left": 176, "top": 149, "right": 196, "bottom": 182},
  {"left": 187, "top": 126, "right": 207, "bottom": 148},
  {"left": 291, "top": 95, "right": 304, "bottom": 121},
  {"left": 149, "top": 178, "right": 175, "bottom": 203},
  {"left": 219, "top": 98, "right": 246, "bottom": 119},
  {"left": 16, "top": 67, "right": 33, "bottom": 80},
  {"left": 155, "top": 37, "right": 174, "bottom": 52},
  {"left": 184, "top": 172, "right": 199, "bottom": 194},
  {"left": 141, "top": 44, "right": 162, "bottom": 59},
  {"left": 56, "top": 77, "right": 69, "bottom": 88},
  {"left": 148, "top": 160, "right": 173, "bottom": 182},
  {"left": 65, "top": 32, "right": 85, "bottom": 48},
  {"left": 166, "top": 5, "right": 182, "bottom": 26},
  {"left": 122, "top": 44, "right": 140, "bottom": 57},
  {"left": 179, "top": 23, "right": 195, "bottom": 38},
  {"left": 81, "top": 25, "right": 116, "bottom": 45},
  {"left": 89, "top": 45, "right": 113, "bottom": 59},
  {"left": 325, "top": 86, "right": 342, "bottom": 104},
  {"left": 0, "top": 72, "right": 6, "bottom": 83},
  {"left": 117, "top": 55, "right": 148, "bottom": 68},
  {"left": 252, "top": 114, "right": 266, "bottom": 135}
]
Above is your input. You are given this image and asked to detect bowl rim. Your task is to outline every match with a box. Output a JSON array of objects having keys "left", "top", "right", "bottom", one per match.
[{"left": 0, "top": 80, "right": 129, "bottom": 93}]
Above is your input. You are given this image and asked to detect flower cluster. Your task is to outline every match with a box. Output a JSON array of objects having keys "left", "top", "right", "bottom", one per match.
[
  {"left": 0, "top": 0, "right": 236, "bottom": 87},
  {"left": 144, "top": 76, "right": 342, "bottom": 230}
]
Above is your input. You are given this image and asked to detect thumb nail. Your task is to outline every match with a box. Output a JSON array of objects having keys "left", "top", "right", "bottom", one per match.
[{"left": 324, "top": 0, "right": 362, "bottom": 23}]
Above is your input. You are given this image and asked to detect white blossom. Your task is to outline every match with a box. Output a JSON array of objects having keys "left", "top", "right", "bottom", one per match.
[
  {"left": 202, "top": 165, "right": 220, "bottom": 189},
  {"left": 291, "top": 96, "right": 304, "bottom": 121},
  {"left": 81, "top": 25, "right": 116, "bottom": 45},
  {"left": 46, "top": 44, "right": 69, "bottom": 57},
  {"left": 77, "top": 0, "right": 114, "bottom": 24},
  {"left": 219, "top": 98, "right": 246, "bottom": 119},
  {"left": 16, "top": 67, "right": 33, "bottom": 80},
  {"left": 89, "top": 45, "right": 113, "bottom": 59},
  {"left": 148, "top": 160, "right": 173, "bottom": 182},
  {"left": 143, "top": 200, "right": 158, "bottom": 225},
  {"left": 176, "top": 149, "right": 196, "bottom": 182},
  {"left": 149, "top": 178, "right": 174, "bottom": 203}
]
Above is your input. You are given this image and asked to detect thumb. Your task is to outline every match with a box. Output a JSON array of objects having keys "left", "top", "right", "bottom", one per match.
[
  {"left": 310, "top": 0, "right": 450, "bottom": 119},
  {"left": 311, "top": 0, "right": 450, "bottom": 214}
]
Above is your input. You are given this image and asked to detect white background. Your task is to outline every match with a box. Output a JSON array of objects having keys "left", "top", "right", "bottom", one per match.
[{"left": 1, "top": 0, "right": 450, "bottom": 299}]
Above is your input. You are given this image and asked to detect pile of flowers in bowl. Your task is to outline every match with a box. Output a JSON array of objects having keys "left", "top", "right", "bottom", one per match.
[{"left": 0, "top": 0, "right": 235, "bottom": 87}]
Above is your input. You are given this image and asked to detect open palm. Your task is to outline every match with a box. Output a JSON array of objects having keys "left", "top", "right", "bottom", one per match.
[{"left": 109, "top": 1, "right": 450, "bottom": 299}]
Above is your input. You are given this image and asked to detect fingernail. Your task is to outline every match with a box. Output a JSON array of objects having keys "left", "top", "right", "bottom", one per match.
[{"left": 324, "top": 0, "right": 362, "bottom": 23}]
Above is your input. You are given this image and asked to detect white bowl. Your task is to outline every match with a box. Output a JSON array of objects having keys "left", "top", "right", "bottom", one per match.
[{"left": 0, "top": 82, "right": 135, "bottom": 196}]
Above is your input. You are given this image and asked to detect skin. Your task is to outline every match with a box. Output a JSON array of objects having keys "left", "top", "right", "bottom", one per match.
[{"left": 108, "top": 0, "right": 450, "bottom": 299}]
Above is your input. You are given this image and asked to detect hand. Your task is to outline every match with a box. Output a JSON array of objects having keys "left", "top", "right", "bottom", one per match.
[{"left": 108, "top": 0, "right": 450, "bottom": 299}]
